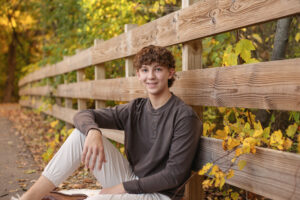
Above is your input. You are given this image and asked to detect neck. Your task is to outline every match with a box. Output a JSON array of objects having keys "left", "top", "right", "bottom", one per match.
[{"left": 148, "top": 91, "right": 172, "bottom": 110}]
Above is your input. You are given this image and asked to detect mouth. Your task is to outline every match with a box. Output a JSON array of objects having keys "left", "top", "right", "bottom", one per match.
[{"left": 146, "top": 82, "right": 158, "bottom": 87}]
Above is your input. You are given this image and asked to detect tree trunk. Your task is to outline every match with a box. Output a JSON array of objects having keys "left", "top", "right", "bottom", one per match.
[
  {"left": 254, "top": 17, "right": 292, "bottom": 128},
  {"left": 271, "top": 17, "right": 292, "bottom": 60},
  {"left": 3, "top": 37, "right": 17, "bottom": 102}
]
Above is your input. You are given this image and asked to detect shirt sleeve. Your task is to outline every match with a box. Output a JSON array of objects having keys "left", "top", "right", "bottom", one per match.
[
  {"left": 122, "top": 116, "right": 202, "bottom": 193},
  {"left": 73, "top": 103, "right": 130, "bottom": 136}
]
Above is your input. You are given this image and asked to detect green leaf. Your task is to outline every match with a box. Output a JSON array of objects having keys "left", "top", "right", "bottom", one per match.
[
  {"left": 286, "top": 123, "right": 298, "bottom": 138},
  {"left": 223, "top": 45, "right": 238, "bottom": 66},
  {"left": 235, "top": 39, "right": 255, "bottom": 63},
  {"left": 231, "top": 192, "right": 240, "bottom": 200}
]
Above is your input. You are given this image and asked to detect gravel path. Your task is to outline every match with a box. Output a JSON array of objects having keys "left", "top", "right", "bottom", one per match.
[{"left": 0, "top": 115, "right": 39, "bottom": 200}]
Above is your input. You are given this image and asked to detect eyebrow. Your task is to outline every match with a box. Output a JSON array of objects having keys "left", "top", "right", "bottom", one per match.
[{"left": 141, "top": 64, "right": 162, "bottom": 68}]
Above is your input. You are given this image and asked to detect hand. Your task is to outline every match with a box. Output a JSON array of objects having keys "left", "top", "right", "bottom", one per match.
[
  {"left": 82, "top": 129, "right": 106, "bottom": 171},
  {"left": 99, "top": 184, "right": 126, "bottom": 194}
]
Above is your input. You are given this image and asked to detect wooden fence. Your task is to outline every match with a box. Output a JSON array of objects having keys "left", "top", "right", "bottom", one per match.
[{"left": 19, "top": 0, "right": 300, "bottom": 199}]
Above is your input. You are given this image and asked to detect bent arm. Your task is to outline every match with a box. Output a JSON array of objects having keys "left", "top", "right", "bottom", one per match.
[{"left": 73, "top": 103, "right": 130, "bottom": 135}]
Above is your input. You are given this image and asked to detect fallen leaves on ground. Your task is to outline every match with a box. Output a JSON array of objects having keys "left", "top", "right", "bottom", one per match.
[{"left": 0, "top": 104, "right": 99, "bottom": 191}]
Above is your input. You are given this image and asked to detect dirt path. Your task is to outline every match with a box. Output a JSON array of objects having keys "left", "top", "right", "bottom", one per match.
[{"left": 0, "top": 106, "right": 40, "bottom": 200}]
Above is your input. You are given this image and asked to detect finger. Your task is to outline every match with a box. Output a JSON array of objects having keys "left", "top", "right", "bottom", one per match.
[
  {"left": 90, "top": 147, "right": 99, "bottom": 170},
  {"left": 98, "top": 149, "right": 105, "bottom": 170},
  {"left": 85, "top": 148, "right": 93, "bottom": 169},
  {"left": 81, "top": 146, "right": 88, "bottom": 164}
]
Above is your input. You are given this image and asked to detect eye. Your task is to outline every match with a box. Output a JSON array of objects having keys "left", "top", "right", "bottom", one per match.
[
  {"left": 141, "top": 68, "right": 148, "bottom": 72},
  {"left": 155, "top": 67, "right": 162, "bottom": 72}
]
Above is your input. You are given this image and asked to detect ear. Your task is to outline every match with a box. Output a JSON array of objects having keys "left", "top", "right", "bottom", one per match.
[{"left": 168, "top": 68, "right": 175, "bottom": 79}]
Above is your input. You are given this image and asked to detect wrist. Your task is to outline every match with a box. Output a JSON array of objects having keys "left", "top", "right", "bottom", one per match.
[{"left": 87, "top": 129, "right": 102, "bottom": 136}]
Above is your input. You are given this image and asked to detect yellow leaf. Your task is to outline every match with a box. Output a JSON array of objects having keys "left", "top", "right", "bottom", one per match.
[
  {"left": 25, "top": 169, "right": 36, "bottom": 174},
  {"left": 242, "top": 142, "right": 250, "bottom": 154},
  {"left": 215, "top": 130, "right": 227, "bottom": 140},
  {"left": 235, "top": 148, "right": 243, "bottom": 157},
  {"left": 270, "top": 130, "right": 284, "bottom": 149},
  {"left": 203, "top": 122, "right": 210, "bottom": 136},
  {"left": 50, "top": 120, "right": 59, "bottom": 128},
  {"left": 297, "top": 135, "right": 300, "bottom": 153},
  {"left": 227, "top": 137, "right": 240, "bottom": 150},
  {"left": 219, "top": 176, "right": 226, "bottom": 189},
  {"left": 295, "top": 32, "right": 300, "bottom": 42},
  {"left": 231, "top": 192, "right": 240, "bottom": 200},
  {"left": 214, "top": 177, "right": 220, "bottom": 187},
  {"left": 226, "top": 169, "right": 234, "bottom": 179},
  {"left": 224, "top": 126, "right": 230, "bottom": 134},
  {"left": 202, "top": 179, "right": 212, "bottom": 189},
  {"left": 218, "top": 107, "right": 226, "bottom": 113},
  {"left": 198, "top": 162, "right": 213, "bottom": 175},
  {"left": 286, "top": 123, "right": 297, "bottom": 138},
  {"left": 252, "top": 33, "right": 263, "bottom": 43},
  {"left": 238, "top": 160, "right": 247, "bottom": 170},
  {"left": 283, "top": 138, "right": 293, "bottom": 150},
  {"left": 231, "top": 157, "right": 236, "bottom": 163},
  {"left": 223, "top": 45, "right": 238, "bottom": 66},
  {"left": 253, "top": 129, "right": 263, "bottom": 138},
  {"left": 250, "top": 146, "right": 256, "bottom": 154},
  {"left": 210, "top": 165, "right": 220, "bottom": 176}
]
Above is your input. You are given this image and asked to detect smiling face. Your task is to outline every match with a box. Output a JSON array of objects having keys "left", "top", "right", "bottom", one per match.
[{"left": 137, "top": 62, "right": 175, "bottom": 97}]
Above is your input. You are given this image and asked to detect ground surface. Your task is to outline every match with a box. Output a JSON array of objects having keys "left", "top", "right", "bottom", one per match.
[
  {"left": 0, "top": 104, "right": 98, "bottom": 200},
  {"left": 0, "top": 105, "right": 39, "bottom": 200}
]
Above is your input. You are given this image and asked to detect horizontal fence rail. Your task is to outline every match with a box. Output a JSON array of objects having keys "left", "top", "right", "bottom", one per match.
[
  {"left": 19, "top": 0, "right": 300, "bottom": 86},
  {"left": 20, "top": 58, "right": 300, "bottom": 111},
  {"left": 18, "top": 99, "right": 300, "bottom": 200}
]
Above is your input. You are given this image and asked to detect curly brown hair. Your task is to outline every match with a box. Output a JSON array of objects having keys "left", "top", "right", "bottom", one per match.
[{"left": 133, "top": 45, "right": 176, "bottom": 87}]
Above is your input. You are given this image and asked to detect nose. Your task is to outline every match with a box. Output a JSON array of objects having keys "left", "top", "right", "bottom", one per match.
[{"left": 148, "top": 69, "right": 155, "bottom": 79}]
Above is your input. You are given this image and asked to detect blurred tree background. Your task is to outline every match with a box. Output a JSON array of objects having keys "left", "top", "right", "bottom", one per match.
[{"left": 0, "top": 0, "right": 180, "bottom": 102}]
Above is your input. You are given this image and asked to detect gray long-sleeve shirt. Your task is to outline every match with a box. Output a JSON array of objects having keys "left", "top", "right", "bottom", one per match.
[{"left": 73, "top": 94, "right": 202, "bottom": 199}]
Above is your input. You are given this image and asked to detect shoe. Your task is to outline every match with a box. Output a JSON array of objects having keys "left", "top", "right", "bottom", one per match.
[{"left": 42, "top": 191, "right": 88, "bottom": 200}]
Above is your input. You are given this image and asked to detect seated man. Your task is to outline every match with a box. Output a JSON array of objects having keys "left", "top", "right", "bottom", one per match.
[{"left": 19, "top": 45, "right": 202, "bottom": 200}]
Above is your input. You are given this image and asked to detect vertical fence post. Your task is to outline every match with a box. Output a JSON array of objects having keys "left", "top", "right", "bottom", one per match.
[
  {"left": 64, "top": 56, "right": 73, "bottom": 129},
  {"left": 77, "top": 70, "right": 87, "bottom": 110},
  {"left": 94, "top": 39, "right": 106, "bottom": 109},
  {"left": 182, "top": 0, "right": 204, "bottom": 200},
  {"left": 125, "top": 24, "right": 138, "bottom": 77}
]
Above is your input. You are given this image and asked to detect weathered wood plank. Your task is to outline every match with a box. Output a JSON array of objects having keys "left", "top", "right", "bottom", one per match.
[
  {"left": 95, "top": 64, "right": 106, "bottom": 109},
  {"left": 19, "top": 85, "right": 52, "bottom": 96},
  {"left": 196, "top": 137, "right": 300, "bottom": 200},
  {"left": 19, "top": 0, "right": 300, "bottom": 86},
  {"left": 19, "top": 99, "right": 124, "bottom": 143},
  {"left": 20, "top": 58, "right": 300, "bottom": 111},
  {"left": 19, "top": 99, "right": 76, "bottom": 124}
]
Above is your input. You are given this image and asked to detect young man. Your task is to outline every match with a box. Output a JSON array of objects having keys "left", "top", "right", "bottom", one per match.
[{"left": 18, "top": 45, "right": 201, "bottom": 200}]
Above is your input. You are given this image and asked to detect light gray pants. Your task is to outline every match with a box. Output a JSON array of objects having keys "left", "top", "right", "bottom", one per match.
[{"left": 42, "top": 129, "right": 170, "bottom": 200}]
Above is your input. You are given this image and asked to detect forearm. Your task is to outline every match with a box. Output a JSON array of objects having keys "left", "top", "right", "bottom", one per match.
[{"left": 100, "top": 183, "right": 126, "bottom": 194}]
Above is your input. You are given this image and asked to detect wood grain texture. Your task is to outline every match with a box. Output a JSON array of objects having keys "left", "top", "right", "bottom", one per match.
[
  {"left": 19, "top": 99, "right": 124, "bottom": 143},
  {"left": 95, "top": 64, "right": 106, "bottom": 109},
  {"left": 19, "top": 85, "right": 52, "bottom": 96},
  {"left": 196, "top": 137, "right": 300, "bottom": 200},
  {"left": 19, "top": 0, "right": 300, "bottom": 86},
  {"left": 20, "top": 58, "right": 300, "bottom": 111},
  {"left": 171, "top": 58, "right": 300, "bottom": 111}
]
